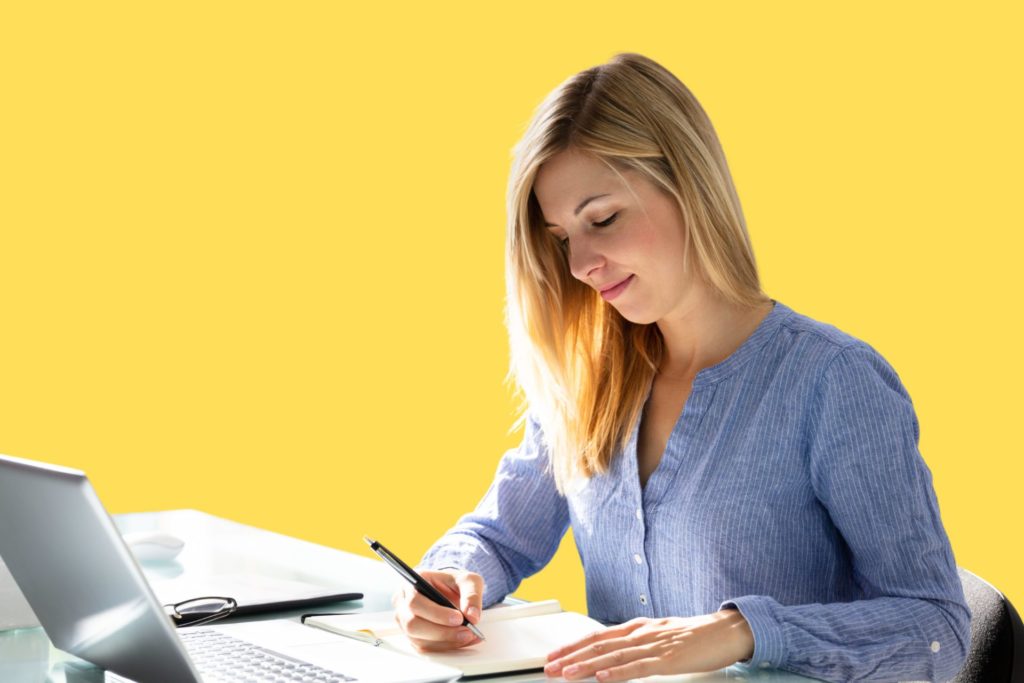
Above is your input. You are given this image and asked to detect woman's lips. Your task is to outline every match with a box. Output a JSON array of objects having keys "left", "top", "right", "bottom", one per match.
[{"left": 600, "top": 275, "right": 634, "bottom": 301}]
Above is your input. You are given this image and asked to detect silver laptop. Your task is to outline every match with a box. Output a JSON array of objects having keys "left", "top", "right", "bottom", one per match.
[{"left": 0, "top": 453, "right": 461, "bottom": 683}]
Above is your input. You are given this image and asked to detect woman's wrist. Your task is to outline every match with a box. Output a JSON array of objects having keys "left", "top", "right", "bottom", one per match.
[{"left": 718, "top": 608, "right": 755, "bottom": 663}]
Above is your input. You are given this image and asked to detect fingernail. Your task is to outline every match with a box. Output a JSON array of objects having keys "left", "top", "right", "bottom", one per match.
[
  {"left": 564, "top": 664, "right": 579, "bottom": 677},
  {"left": 596, "top": 672, "right": 609, "bottom": 681},
  {"left": 457, "top": 630, "right": 473, "bottom": 643},
  {"left": 449, "top": 613, "right": 463, "bottom": 625},
  {"left": 467, "top": 606, "right": 479, "bottom": 620},
  {"left": 544, "top": 661, "right": 562, "bottom": 674}
]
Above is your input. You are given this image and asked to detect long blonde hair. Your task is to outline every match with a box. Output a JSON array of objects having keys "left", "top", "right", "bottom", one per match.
[{"left": 505, "top": 53, "right": 769, "bottom": 492}]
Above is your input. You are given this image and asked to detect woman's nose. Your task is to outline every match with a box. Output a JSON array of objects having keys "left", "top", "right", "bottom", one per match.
[{"left": 568, "top": 239, "right": 604, "bottom": 284}]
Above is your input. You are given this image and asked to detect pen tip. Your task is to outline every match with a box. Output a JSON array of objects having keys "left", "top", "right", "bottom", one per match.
[{"left": 362, "top": 535, "right": 375, "bottom": 546}]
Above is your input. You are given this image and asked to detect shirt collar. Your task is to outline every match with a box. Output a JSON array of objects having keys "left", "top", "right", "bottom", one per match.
[{"left": 691, "top": 299, "right": 793, "bottom": 387}]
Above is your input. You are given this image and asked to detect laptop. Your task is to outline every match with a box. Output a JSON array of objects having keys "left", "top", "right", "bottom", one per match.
[{"left": 0, "top": 453, "right": 462, "bottom": 683}]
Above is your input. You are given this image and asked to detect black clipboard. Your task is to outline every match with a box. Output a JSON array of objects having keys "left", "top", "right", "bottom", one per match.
[
  {"left": 173, "top": 592, "right": 363, "bottom": 627},
  {"left": 233, "top": 592, "right": 363, "bottom": 617}
]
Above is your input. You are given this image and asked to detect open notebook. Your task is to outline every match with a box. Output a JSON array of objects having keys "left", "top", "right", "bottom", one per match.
[{"left": 304, "top": 599, "right": 604, "bottom": 676}]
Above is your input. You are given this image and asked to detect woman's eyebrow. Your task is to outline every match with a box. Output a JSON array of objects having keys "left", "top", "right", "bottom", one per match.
[{"left": 543, "top": 193, "right": 612, "bottom": 228}]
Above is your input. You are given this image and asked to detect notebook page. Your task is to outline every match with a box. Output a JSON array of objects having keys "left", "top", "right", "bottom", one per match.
[
  {"left": 383, "top": 610, "right": 603, "bottom": 676},
  {"left": 304, "top": 601, "right": 602, "bottom": 676}
]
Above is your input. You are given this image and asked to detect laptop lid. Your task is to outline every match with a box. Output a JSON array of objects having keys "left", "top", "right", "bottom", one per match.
[{"left": 0, "top": 453, "right": 202, "bottom": 682}]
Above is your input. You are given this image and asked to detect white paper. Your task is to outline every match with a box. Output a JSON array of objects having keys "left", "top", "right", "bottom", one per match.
[{"left": 306, "top": 601, "right": 604, "bottom": 676}]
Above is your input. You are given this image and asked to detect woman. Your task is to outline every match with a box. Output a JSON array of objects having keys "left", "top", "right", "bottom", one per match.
[{"left": 393, "top": 53, "right": 970, "bottom": 682}]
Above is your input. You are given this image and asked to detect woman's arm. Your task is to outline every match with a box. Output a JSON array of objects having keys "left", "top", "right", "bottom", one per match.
[
  {"left": 722, "top": 343, "right": 970, "bottom": 682},
  {"left": 418, "top": 411, "right": 571, "bottom": 608}
]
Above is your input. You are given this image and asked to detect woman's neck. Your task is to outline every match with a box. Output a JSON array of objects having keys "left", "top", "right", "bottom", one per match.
[{"left": 655, "top": 291, "right": 773, "bottom": 379}]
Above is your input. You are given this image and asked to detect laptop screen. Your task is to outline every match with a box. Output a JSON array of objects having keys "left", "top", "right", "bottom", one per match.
[{"left": 0, "top": 453, "right": 201, "bottom": 682}]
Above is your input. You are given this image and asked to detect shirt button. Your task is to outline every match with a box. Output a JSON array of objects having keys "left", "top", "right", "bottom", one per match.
[
  {"left": 760, "top": 662, "right": 772, "bottom": 669},
  {"left": 639, "top": 594, "right": 647, "bottom": 605},
  {"left": 633, "top": 554, "right": 643, "bottom": 564},
  {"left": 636, "top": 508, "right": 643, "bottom": 521},
  {"left": 931, "top": 641, "right": 941, "bottom": 653}
]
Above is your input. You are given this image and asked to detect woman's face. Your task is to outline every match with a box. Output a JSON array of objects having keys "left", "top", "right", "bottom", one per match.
[{"left": 533, "top": 147, "right": 696, "bottom": 325}]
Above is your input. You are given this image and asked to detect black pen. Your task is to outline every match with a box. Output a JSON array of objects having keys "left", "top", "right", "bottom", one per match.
[{"left": 363, "top": 536, "right": 485, "bottom": 641}]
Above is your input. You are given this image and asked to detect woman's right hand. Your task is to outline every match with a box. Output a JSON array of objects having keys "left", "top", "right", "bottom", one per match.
[{"left": 391, "top": 569, "right": 485, "bottom": 652}]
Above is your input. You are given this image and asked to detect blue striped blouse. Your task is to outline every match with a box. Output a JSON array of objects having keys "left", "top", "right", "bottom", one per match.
[{"left": 420, "top": 299, "right": 970, "bottom": 682}]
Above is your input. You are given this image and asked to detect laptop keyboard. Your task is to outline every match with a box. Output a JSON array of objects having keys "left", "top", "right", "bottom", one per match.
[{"left": 180, "top": 629, "right": 357, "bottom": 682}]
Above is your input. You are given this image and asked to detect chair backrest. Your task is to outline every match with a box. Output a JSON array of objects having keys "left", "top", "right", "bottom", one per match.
[{"left": 954, "top": 567, "right": 1024, "bottom": 683}]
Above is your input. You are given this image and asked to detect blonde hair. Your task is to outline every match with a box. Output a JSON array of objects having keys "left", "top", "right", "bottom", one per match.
[{"left": 504, "top": 53, "right": 769, "bottom": 492}]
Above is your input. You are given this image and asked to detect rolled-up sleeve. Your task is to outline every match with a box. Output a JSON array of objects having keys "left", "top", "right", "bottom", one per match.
[
  {"left": 722, "top": 343, "right": 970, "bottom": 682},
  {"left": 418, "top": 412, "right": 571, "bottom": 607}
]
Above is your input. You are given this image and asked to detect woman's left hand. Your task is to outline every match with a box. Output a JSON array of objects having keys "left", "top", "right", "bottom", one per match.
[{"left": 544, "top": 609, "right": 754, "bottom": 681}]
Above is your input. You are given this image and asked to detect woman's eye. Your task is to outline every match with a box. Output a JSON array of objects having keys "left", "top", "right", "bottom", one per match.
[{"left": 556, "top": 212, "right": 617, "bottom": 247}]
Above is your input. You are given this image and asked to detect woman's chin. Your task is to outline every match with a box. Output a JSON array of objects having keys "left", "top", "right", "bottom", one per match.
[{"left": 611, "top": 304, "right": 658, "bottom": 326}]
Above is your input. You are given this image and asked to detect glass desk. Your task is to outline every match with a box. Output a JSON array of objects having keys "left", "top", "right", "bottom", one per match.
[{"left": 0, "top": 510, "right": 815, "bottom": 682}]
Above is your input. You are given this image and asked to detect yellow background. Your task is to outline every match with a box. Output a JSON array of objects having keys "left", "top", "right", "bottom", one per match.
[{"left": 1, "top": 2, "right": 1021, "bottom": 615}]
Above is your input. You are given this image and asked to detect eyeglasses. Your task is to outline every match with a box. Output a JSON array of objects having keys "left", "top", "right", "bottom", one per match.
[{"left": 164, "top": 596, "right": 238, "bottom": 628}]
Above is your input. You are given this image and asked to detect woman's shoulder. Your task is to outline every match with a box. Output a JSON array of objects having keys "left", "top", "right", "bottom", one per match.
[
  {"left": 775, "top": 301, "right": 862, "bottom": 349},
  {"left": 771, "top": 301, "right": 896, "bottom": 382}
]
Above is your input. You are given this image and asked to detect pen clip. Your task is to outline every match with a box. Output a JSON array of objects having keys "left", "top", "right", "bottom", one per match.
[
  {"left": 340, "top": 629, "right": 383, "bottom": 647},
  {"left": 302, "top": 614, "right": 384, "bottom": 647},
  {"left": 364, "top": 536, "right": 420, "bottom": 586}
]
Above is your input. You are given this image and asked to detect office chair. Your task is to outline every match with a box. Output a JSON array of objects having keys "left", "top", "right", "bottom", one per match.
[{"left": 953, "top": 567, "right": 1024, "bottom": 683}]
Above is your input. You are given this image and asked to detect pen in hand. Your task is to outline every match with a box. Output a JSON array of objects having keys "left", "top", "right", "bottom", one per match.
[{"left": 363, "top": 536, "right": 485, "bottom": 641}]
